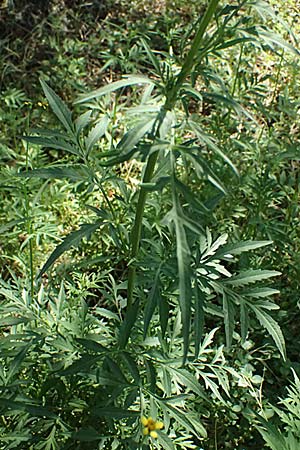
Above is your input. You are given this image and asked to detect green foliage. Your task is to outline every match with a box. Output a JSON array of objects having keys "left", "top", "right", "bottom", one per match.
[
  {"left": 254, "top": 371, "right": 300, "bottom": 449},
  {"left": 1, "top": 0, "right": 300, "bottom": 449}
]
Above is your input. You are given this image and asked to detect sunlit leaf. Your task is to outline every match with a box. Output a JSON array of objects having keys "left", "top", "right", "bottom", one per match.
[{"left": 40, "top": 79, "right": 74, "bottom": 134}]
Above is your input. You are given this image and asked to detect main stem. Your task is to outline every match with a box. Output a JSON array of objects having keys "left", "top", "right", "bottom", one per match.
[{"left": 127, "top": 0, "right": 220, "bottom": 308}]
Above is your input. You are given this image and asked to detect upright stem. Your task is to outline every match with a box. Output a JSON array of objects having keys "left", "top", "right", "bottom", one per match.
[
  {"left": 127, "top": 111, "right": 166, "bottom": 306},
  {"left": 166, "top": 0, "right": 220, "bottom": 109},
  {"left": 24, "top": 142, "right": 34, "bottom": 299},
  {"left": 127, "top": 0, "right": 220, "bottom": 308}
]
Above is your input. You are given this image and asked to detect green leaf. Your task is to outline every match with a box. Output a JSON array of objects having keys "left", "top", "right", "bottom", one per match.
[
  {"left": 179, "top": 148, "right": 227, "bottom": 194},
  {"left": 0, "top": 219, "right": 26, "bottom": 234},
  {"left": 40, "top": 79, "right": 74, "bottom": 134},
  {"left": 18, "top": 165, "right": 90, "bottom": 182},
  {"left": 201, "top": 91, "right": 254, "bottom": 120},
  {"left": 224, "top": 270, "right": 281, "bottom": 287},
  {"left": 240, "top": 301, "right": 249, "bottom": 342},
  {"left": 6, "top": 345, "right": 30, "bottom": 382},
  {"left": 211, "top": 240, "right": 273, "bottom": 260},
  {"left": 156, "top": 431, "right": 176, "bottom": 450},
  {"left": 0, "top": 398, "right": 57, "bottom": 419},
  {"left": 74, "top": 75, "right": 155, "bottom": 104},
  {"left": 76, "top": 338, "right": 107, "bottom": 353},
  {"left": 164, "top": 403, "right": 206, "bottom": 438},
  {"left": 223, "top": 292, "right": 235, "bottom": 348},
  {"left": 92, "top": 407, "right": 139, "bottom": 418},
  {"left": 167, "top": 367, "right": 207, "bottom": 400},
  {"left": 118, "top": 300, "right": 140, "bottom": 349},
  {"left": 158, "top": 110, "right": 175, "bottom": 140},
  {"left": 242, "top": 287, "right": 280, "bottom": 299},
  {"left": 121, "top": 352, "right": 140, "bottom": 384},
  {"left": 141, "top": 38, "right": 162, "bottom": 77},
  {"left": 75, "top": 110, "right": 92, "bottom": 135},
  {"left": 72, "top": 428, "right": 104, "bottom": 442},
  {"left": 159, "top": 294, "right": 169, "bottom": 338},
  {"left": 105, "top": 356, "right": 128, "bottom": 383},
  {"left": 215, "top": 37, "right": 254, "bottom": 50},
  {"left": 172, "top": 200, "right": 192, "bottom": 362},
  {"left": 61, "top": 354, "right": 103, "bottom": 375},
  {"left": 194, "top": 283, "right": 205, "bottom": 359},
  {"left": 250, "top": 0, "right": 297, "bottom": 41},
  {"left": 117, "top": 117, "right": 156, "bottom": 155},
  {"left": 22, "top": 135, "right": 79, "bottom": 156},
  {"left": 247, "top": 27, "right": 300, "bottom": 56},
  {"left": 38, "top": 221, "right": 102, "bottom": 277},
  {"left": 145, "top": 359, "right": 156, "bottom": 392},
  {"left": 190, "top": 121, "right": 238, "bottom": 175},
  {"left": 0, "top": 316, "right": 33, "bottom": 327},
  {"left": 85, "top": 115, "right": 109, "bottom": 152},
  {"left": 248, "top": 305, "right": 286, "bottom": 360},
  {"left": 144, "top": 270, "right": 160, "bottom": 338},
  {"left": 199, "top": 371, "right": 225, "bottom": 403}
]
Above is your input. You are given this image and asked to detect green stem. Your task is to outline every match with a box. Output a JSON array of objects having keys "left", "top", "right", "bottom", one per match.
[
  {"left": 166, "top": 0, "right": 220, "bottom": 109},
  {"left": 24, "top": 110, "right": 34, "bottom": 300},
  {"left": 127, "top": 0, "right": 220, "bottom": 308},
  {"left": 127, "top": 113, "right": 166, "bottom": 306}
]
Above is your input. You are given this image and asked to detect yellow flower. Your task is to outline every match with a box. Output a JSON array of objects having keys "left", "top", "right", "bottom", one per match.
[{"left": 141, "top": 416, "right": 164, "bottom": 439}]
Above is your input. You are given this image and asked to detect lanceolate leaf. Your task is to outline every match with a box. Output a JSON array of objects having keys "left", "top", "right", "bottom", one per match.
[
  {"left": 0, "top": 398, "right": 58, "bottom": 419},
  {"left": 22, "top": 136, "right": 79, "bottom": 156},
  {"left": 249, "top": 304, "right": 286, "bottom": 360},
  {"left": 38, "top": 221, "right": 102, "bottom": 277},
  {"left": 242, "top": 287, "right": 280, "bottom": 299},
  {"left": 156, "top": 431, "right": 176, "bottom": 450},
  {"left": 117, "top": 118, "right": 156, "bottom": 155},
  {"left": 167, "top": 367, "right": 207, "bottom": 400},
  {"left": 194, "top": 282, "right": 205, "bottom": 359},
  {"left": 224, "top": 270, "right": 281, "bottom": 287},
  {"left": 74, "top": 75, "right": 155, "bottom": 104},
  {"left": 118, "top": 300, "right": 140, "bottom": 349},
  {"left": 85, "top": 115, "right": 109, "bottom": 152},
  {"left": 92, "top": 407, "right": 139, "bottom": 418},
  {"left": 71, "top": 428, "right": 104, "bottom": 442},
  {"left": 223, "top": 292, "right": 235, "bottom": 348},
  {"left": 144, "top": 269, "right": 161, "bottom": 338},
  {"left": 245, "top": 27, "right": 300, "bottom": 56},
  {"left": 240, "top": 301, "right": 249, "bottom": 342},
  {"left": 121, "top": 352, "right": 140, "bottom": 384},
  {"left": 141, "top": 38, "right": 162, "bottom": 77},
  {"left": 163, "top": 403, "right": 203, "bottom": 438},
  {"left": 75, "top": 110, "right": 92, "bottom": 135},
  {"left": 210, "top": 240, "right": 273, "bottom": 260},
  {"left": 40, "top": 79, "right": 74, "bottom": 135},
  {"left": 159, "top": 294, "right": 169, "bottom": 338},
  {"left": 189, "top": 121, "right": 238, "bottom": 175},
  {"left": 173, "top": 202, "right": 192, "bottom": 362},
  {"left": 18, "top": 165, "right": 91, "bottom": 182}
]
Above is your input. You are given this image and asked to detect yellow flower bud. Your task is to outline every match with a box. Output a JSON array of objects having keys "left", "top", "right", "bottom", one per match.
[
  {"left": 141, "top": 415, "right": 164, "bottom": 439},
  {"left": 155, "top": 421, "right": 164, "bottom": 430},
  {"left": 141, "top": 416, "right": 148, "bottom": 426},
  {"left": 150, "top": 431, "right": 158, "bottom": 439}
]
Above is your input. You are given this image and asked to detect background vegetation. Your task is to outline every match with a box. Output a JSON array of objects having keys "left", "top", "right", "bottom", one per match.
[{"left": 1, "top": 0, "right": 300, "bottom": 449}]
